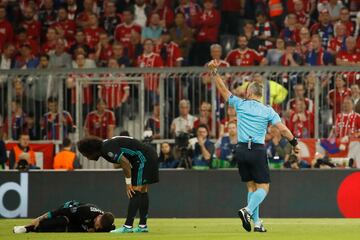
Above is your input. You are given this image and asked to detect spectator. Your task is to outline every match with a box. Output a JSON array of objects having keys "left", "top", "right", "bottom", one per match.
[
  {"left": 152, "top": 0, "right": 174, "bottom": 29},
  {"left": 293, "top": 0, "right": 310, "bottom": 27},
  {"left": 242, "top": 21, "right": 262, "bottom": 53},
  {"left": 190, "top": 124, "right": 215, "bottom": 169},
  {"left": 287, "top": 99, "right": 315, "bottom": 138},
  {"left": 52, "top": 7, "right": 76, "bottom": 42},
  {"left": 136, "top": 39, "right": 163, "bottom": 108},
  {"left": 336, "top": 36, "right": 360, "bottom": 67},
  {"left": 279, "top": 40, "right": 303, "bottom": 66},
  {"left": 132, "top": 0, "right": 151, "bottom": 28},
  {"left": 145, "top": 103, "right": 161, "bottom": 139},
  {"left": 296, "top": 27, "right": 311, "bottom": 58},
  {"left": 14, "top": 28, "right": 39, "bottom": 56},
  {"left": 280, "top": 13, "right": 300, "bottom": 42},
  {"left": 158, "top": 142, "right": 179, "bottom": 168},
  {"left": 20, "top": 6, "right": 41, "bottom": 42},
  {"left": 8, "top": 133, "right": 36, "bottom": 169},
  {"left": 25, "top": 113, "right": 41, "bottom": 140},
  {"left": 53, "top": 137, "right": 81, "bottom": 170},
  {"left": 98, "top": 58, "right": 129, "bottom": 128},
  {"left": 310, "top": 9, "right": 334, "bottom": 48},
  {"left": 157, "top": 30, "right": 183, "bottom": 67},
  {"left": 193, "top": 101, "right": 216, "bottom": 134},
  {"left": 287, "top": 83, "right": 314, "bottom": 112},
  {"left": 267, "top": 0, "right": 286, "bottom": 28},
  {"left": 327, "top": 22, "right": 347, "bottom": 55},
  {"left": 112, "top": 42, "right": 130, "bottom": 67},
  {"left": 141, "top": 12, "right": 163, "bottom": 42},
  {"left": 214, "top": 121, "right": 237, "bottom": 168},
  {"left": 84, "top": 98, "right": 115, "bottom": 139},
  {"left": 41, "top": 97, "right": 74, "bottom": 140},
  {"left": 266, "top": 125, "right": 292, "bottom": 168},
  {"left": 31, "top": 54, "right": 55, "bottom": 103},
  {"left": 0, "top": 43, "right": 15, "bottom": 70},
  {"left": 170, "top": 99, "right": 196, "bottom": 137},
  {"left": 0, "top": 6, "right": 14, "bottom": 48},
  {"left": 38, "top": 0, "right": 57, "bottom": 41},
  {"left": 100, "top": 1, "right": 121, "bottom": 39},
  {"left": 49, "top": 38, "right": 72, "bottom": 68},
  {"left": 114, "top": 8, "right": 142, "bottom": 56},
  {"left": 76, "top": 0, "right": 96, "bottom": 28},
  {"left": 219, "top": 0, "right": 242, "bottom": 35},
  {"left": 351, "top": 84, "right": 360, "bottom": 107},
  {"left": 253, "top": 10, "right": 276, "bottom": 53},
  {"left": 338, "top": 7, "right": 355, "bottom": 36},
  {"left": 305, "top": 34, "right": 333, "bottom": 66},
  {"left": 175, "top": 0, "right": 202, "bottom": 28},
  {"left": 69, "top": 30, "right": 92, "bottom": 57},
  {"left": 330, "top": 97, "right": 360, "bottom": 138},
  {"left": 0, "top": 130, "right": 6, "bottom": 169},
  {"left": 15, "top": 44, "right": 39, "bottom": 69},
  {"left": 4, "top": 100, "right": 27, "bottom": 140},
  {"left": 95, "top": 32, "right": 113, "bottom": 66},
  {"left": 266, "top": 38, "right": 285, "bottom": 66},
  {"left": 169, "top": 12, "right": 193, "bottom": 62},
  {"left": 42, "top": 27, "right": 58, "bottom": 54},
  {"left": 72, "top": 51, "right": 95, "bottom": 68},
  {"left": 128, "top": 30, "right": 144, "bottom": 63},
  {"left": 12, "top": 79, "right": 34, "bottom": 116},
  {"left": 317, "top": 0, "right": 344, "bottom": 22},
  {"left": 190, "top": 0, "right": 220, "bottom": 66},
  {"left": 66, "top": 0, "right": 79, "bottom": 20},
  {"left": 328, "top": 74, "right": 352, "bottom": 120},
  {"left": 84, "top": 13, "right": 104, "bottom": 49},
  {"left": 225, "top": 35, "right": 267, "bottom": 66},
  {"left": 219, "top": 105, "right": 237, "bottom": 137}
]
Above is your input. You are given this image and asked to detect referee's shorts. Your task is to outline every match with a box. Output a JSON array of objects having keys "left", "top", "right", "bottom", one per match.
[{"left": 234, "top": 142, "right": 270, "bottom": 183}]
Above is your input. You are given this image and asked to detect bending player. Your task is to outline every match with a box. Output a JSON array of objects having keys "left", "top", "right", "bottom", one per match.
[
  {"left": 77, "top": 136, "right": 159, "bottom": 233},
  {"left": 13, "top": 200, "right": 115, "bottom": 233}
]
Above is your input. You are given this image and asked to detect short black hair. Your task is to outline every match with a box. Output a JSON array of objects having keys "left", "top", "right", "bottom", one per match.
[
  {"left": 39, "top": 53, "right": 50, "bottom": 60},
  {"left": 77, "top": 137, "right": 103, "bottom": 157},
  {"left": 98, "top": 212, "right": 115, "bottom": 232},
  {"left": 119, "top": 131, "right": 130, "bottom": 136},
  {"left": 47, "top": 96, "right": 58, "bottom": 103},
  {"left": 62, "top": 137, "right": 72, "bottom": 148},
  {"left": 197, "top": 124, "right": 209, "bottom": 133}
]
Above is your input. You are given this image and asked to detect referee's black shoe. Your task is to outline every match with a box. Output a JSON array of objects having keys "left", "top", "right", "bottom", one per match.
[
  {"left": 238, "top": 208, "right": 251, "bottom": 232},
  {"left": 254, "top": 223, "right": 267, "bottom": 233}
]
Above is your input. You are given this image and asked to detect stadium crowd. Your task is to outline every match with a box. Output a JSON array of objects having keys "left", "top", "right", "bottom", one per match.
[{"left": 0, "top": 0, "right": 360, "bottom": 170}]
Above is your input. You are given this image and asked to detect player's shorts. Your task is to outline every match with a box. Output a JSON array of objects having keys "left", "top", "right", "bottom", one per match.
[
  {"left": 131, "top": 145, "right": 159, "bottom": 186},
  {"left": 234, "top": 142, "right": 270, "bottom": 183}
]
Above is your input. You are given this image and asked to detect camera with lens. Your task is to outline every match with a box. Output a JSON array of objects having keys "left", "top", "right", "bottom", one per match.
[
  {"left": 174, "top": 132, "right": 193, "bottom": 169},
  {"left": 284, "top": 154, "right": 299, "bottom": 169}
]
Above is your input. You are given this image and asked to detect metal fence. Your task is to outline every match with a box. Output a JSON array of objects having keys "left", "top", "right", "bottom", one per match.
[{"left": 0, "top": 66, "right": 359, "bottom": 168}]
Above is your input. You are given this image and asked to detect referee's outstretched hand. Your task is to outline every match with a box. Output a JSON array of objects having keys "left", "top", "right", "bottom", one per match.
[
  {"left": 207, "top": 60, "right": 219, "bottom": 72},
  {"left": 293, "top": 145, "right": 300, "bottom": 154},
  {"left": 126, "top": 184, "right": 136, "bottom": 198}
]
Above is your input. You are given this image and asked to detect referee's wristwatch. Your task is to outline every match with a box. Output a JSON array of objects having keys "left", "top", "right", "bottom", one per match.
[{"left": 289, "top": 137, "right": 298, "bottom": 147}]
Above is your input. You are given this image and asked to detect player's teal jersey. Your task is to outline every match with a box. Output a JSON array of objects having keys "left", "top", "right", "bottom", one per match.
[{"left": 228, "top": 95, "right": 281, "bottom": 144}]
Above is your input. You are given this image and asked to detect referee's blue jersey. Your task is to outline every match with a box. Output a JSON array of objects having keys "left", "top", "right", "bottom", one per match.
[{"left": 228, "top": 95, "right": 281, "bottom": 144}]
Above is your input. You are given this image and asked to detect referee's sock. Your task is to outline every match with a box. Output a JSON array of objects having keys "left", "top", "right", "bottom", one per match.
[
  {"left": 246, "top": 188, "right": 267, "bottom": 216},
  {"left": 139, "top": 192, "right": 149, "bottom": 226},
  {"left": 124, "top": 191, "right": 141, "bottom": 227},
  {"left": 247, "top": 191, "right": 260, "bottom": 224}
]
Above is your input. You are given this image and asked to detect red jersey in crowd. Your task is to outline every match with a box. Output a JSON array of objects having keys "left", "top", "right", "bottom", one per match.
[
  {"left": 155, "top": 41, "right": 182, "bottom": 67},
  {"left": 194, "top": 8, "right": 220, "bottom": 43},
  {"left": 136, "top": 52, "right": 163, "bottom": 91},
  {"left": 287, "top": 0, "right": 311, "bottom": 13},
  {"left": 328, "top": 88, "right": 352, "bottom": 119},
  {"left": 328, "top": 36, "right": 346, "bottom": 53},
  {"left": 340, "top": 20, "right": 355, "bottom": 36},
  {"left": 84, "top": 27, "right": 104, "bottom": 49},
  {"left": 175, "top": 2, "right": 202, "bottom": 28},
  {"left": 287, "top": 98, "right": 314, "bottom": 113},
  {"left": 41, "top": 111, "right": 73, "bottom": 140},
  {"left": 68, "top": 74, "right": 94, "bottom": 105},
  {"left": 152, "top": 5, "right": 174, "bottom": 28},
  {"left": 114, "top": 23, "right": 142, "bottom": 46},
  {"left": 14, "top": 37, "right": 39, "bottom": 55},
  {"left": 0, "top": 19, "right": 14, "bottom": 47},
  {"left": 21, "top": 20, "right": 41, "bottom": 42},
  {"left": 295, "top": 11, "right": 309, "bottom": 27},
  {"left": 225, "top": 48, "right": 264, "bottom": 66},
  {"left": 221, "top": 0, "right": 242, "bottom": 12},
  {"left": 52, "top": 19, "right": 76, "bottom": 41},
  {"left": 99, "top": 44, "right": 114, "bottom": 63},
  {"left": 287, "top": 110, "right": 315, "bottom": 138},
  {"left": 334, "top": 111, "right": 360, "bottom": 138},
  {"left": 336, "top": 50, "right": 360, "bottom": 84},
  {"left": 41, "top": 41, "right": 57, "bottom": 54},
  {"left": 84, "top": 110, "right": 115, "bottom": 139},
  {"left": 98, "top": 78, "right": 130, "bottom": 109}
]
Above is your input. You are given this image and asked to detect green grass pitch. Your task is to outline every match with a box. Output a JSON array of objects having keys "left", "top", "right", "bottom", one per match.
[{"left": 1, "top": 218, "right": 360, "bottom": 240}]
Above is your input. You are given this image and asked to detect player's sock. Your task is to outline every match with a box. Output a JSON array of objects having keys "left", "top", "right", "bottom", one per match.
[
  {"left": 246, "top": 188, "right": 267, "bottom": 215},
  {"left": 247, "top": 191, "right": 254, "bottom": 205},
  {"left": 25, "top": 225, "right": 35, "bottom": 232},
  {"left": 247, "top": 191, "right": 260, "bottom": 224},
  {"left": 124, "top": 191, "right": 141, "bottom": 227},
  {"left": 139, "top": 192, "right": 149, "bottom": 226}
]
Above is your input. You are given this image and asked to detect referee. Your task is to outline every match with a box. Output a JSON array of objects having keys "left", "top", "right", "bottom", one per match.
[{"left": 208, "top": 60, "right": 300, "bottom": 233}]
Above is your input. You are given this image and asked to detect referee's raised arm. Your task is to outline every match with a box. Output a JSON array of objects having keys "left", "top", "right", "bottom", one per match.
[{"left": 207, "top": 60, "right": 232, "bottom": 101}]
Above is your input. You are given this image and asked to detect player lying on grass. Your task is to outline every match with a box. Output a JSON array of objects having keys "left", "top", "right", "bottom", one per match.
[
  {"left": 13, "top": 200, "right": 115, "bottom": 233},
  {"left": 77, "top": 136, "right": 159, "bottom": 233}
]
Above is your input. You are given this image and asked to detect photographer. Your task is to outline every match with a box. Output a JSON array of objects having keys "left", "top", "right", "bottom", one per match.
[
  {"left": 266, "top": 126, "right": 292, "bottom": 169},
  {"left": 158, "top": 142, "right": 179, "bottom": 168},
  {"left": 284, "top": 153, "right": 310, "bottom": 169},
  {"left": 8, "top": 133, "right": 37, "bottom": 169},
  {"left": 190, "top": 124, "right": 215, "bottom": 169}
]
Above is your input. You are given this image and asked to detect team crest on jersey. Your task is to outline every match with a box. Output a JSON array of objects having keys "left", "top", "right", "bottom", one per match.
[{"left": 108, "top": 152, "right": 114, "bottom": 158}]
